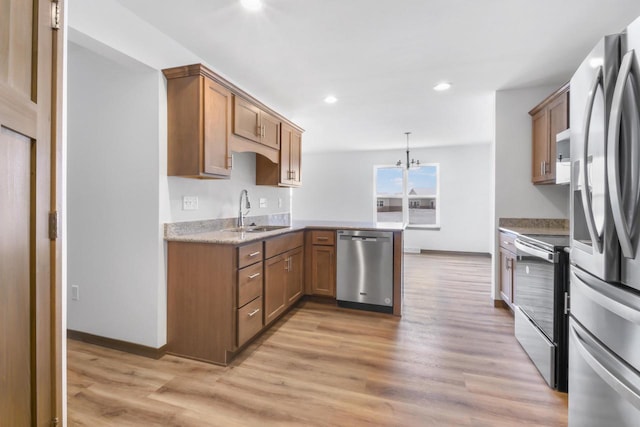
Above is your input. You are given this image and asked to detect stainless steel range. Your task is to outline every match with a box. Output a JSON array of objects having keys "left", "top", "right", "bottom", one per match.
[{"left": 513, "top": 233, "right": 570, "bottom": 392}]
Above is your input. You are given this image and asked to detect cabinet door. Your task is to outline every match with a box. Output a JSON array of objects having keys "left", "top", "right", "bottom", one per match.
[
  {"left": 311, "top": 245, "right": 336, "bottom": 297},
  {"left": 286, "top": 248, "right": 304, "bottom": 305},
  {"left": 531, "top": 108, "right": 549, "bottom": 183},
  {"left": 499, "top": 247, "right": 513, "bottom": 306},
  {"left": 290, "top": 129, "right": 302, "bottom": 186},
  {"left": 548, "top": 91, "right": 569, "bottom": 180},
  {"left": 279, "top": 124, "right": 293, "bottom": 184},
  {"left": 233, "top": 96, "right": 261, "bottom": 143},
  {"left": 203, "top": 78, "right": 232, "bottom": 176},
  {"left": 264, "top": 254, "right": 287, "bottom": 325},
  {"left": 260, "top": 111, "right": 280, "bottom": 150}
]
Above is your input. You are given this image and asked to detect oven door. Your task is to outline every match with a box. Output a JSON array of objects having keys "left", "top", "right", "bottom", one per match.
[{"left": 514, "top": 238, "right": 556, "bottom": 341}]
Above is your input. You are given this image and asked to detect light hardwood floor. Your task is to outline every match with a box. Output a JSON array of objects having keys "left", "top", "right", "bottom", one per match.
[{"left": 67, "top": 253, "right": 568, "bottom": 426}]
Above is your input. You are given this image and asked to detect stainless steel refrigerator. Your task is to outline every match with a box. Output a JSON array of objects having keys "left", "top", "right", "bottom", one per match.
[{"left": 569, "top": 15, "right": 640, "bottom": 426}]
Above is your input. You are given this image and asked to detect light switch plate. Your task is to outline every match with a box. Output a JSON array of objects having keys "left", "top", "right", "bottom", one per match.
[
  {"left": 183, "top": 196, "right": 198, "bottom": 210},
  {"left": 278, "top": 198, "right": 283, "bottom": 208},
  {"left": 71, "top": 285, "right": 80, "bottom": 301},
  {"left": 259, "top": 198, "right": 267, "bottom": 208}
]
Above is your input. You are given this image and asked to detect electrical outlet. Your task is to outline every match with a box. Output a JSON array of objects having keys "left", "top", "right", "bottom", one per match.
[
  {"left": 259, "top": 198, "right": 267, "bottom": 208},
  {"left": 71, "top": 285, "right": 80, "bottom": 301},
  {"left": 182, "top": 196, "right": 198, "bottom": 210},
  {"left": 278, "top": 198, "right": 283, "bottom": 208}
]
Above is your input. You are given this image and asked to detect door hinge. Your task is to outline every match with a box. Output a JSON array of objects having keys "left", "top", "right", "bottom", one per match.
[
  {"left": 49, "top": 211, "right": 59, "bottom": 240},
  {"left": 51, "top": 417, "right": 60, "bottom": 427},
  {"left": 51, "top": 0, "right": 61, "bottom": 30}
]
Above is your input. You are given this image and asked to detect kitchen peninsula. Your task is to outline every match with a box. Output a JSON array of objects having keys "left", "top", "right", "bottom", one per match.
[{"left": 165, "top": 218, "right": 404, "bottom": 365}]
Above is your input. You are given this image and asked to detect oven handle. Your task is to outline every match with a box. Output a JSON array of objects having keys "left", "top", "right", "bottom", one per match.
[{"left": 514, "top": 238, "right": 554, "bottom": 263}]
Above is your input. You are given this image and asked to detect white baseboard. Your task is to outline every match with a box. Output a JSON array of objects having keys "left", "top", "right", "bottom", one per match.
[{"left": 403, "top": 247, "right": 421, "bottom": 254}]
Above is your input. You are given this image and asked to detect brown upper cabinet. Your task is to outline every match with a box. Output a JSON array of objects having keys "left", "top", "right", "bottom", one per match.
[
  {"left": 163, "top": 63, "right": 304, "bottom": 180},
  {"left": 233, "top": 96, "right": 280, "bottom": 150},
  {"left": 164, "top": 67, "right": 232, "bottom": 178},
  {"left": 256, "top": 122, "right": 302, "bottom": 187},
  {"left": 529, "top": 83, "right": 569, "bottom": 184}
]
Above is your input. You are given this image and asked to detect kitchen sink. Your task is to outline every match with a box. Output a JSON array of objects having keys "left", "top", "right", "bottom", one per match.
[{"left": 224, "top": 225, "right": 290, "bottom": 233}]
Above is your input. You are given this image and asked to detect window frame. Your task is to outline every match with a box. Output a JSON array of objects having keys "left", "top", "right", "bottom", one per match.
[{"left": 373, "top": 163, "right": 440, "bottom": 229}]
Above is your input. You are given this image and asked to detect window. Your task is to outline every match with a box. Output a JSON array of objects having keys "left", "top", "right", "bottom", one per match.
[{"left": 374, "top": 164, "right": 440, "bottom": 227}]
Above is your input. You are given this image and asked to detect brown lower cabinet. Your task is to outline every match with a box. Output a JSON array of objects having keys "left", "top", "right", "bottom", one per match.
[
  {"left": 167, "top": 228, "right": 402, "bottom": 365},
  {"left": 167, "top": 231, "right": 303, "bottom": 365},
  {"left": 264, "top": 246, "right": 303, "bottom": 326},
  {"left": 306, "top": 230, "right": 337, "bottom": 297}
]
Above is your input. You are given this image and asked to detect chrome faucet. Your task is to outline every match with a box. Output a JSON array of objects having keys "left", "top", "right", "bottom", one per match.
[{"left": 238, "top": 189, "right": 251, "bottom": 228}]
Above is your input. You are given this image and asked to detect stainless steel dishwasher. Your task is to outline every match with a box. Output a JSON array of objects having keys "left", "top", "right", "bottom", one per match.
[{"left": 336, "top": 229, "right": 394, "bottom": 313}]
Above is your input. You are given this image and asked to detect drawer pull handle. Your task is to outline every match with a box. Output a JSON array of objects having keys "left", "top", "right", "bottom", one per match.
[
  {"left": 503, "top": 241, "right": 510, "bottom": 245},
  {"left": 248, "top": 251, "right": 261, "bottom": 257},
  {"left": 248, "top": 272, "right": 261, "bottom": 279},
  {"left": 317, "top": 237, "right": 329, "bottom": 241},
  {"left": 248, "top": 308, "right": 260, "bottom": 317}
]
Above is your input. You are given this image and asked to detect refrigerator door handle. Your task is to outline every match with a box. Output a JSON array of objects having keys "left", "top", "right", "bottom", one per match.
[
  {"left": 608, "top": 49, "right": 640, "bottom": 259},
  {"left": 580, "top": 66, "right": 604, "bottom": 254},
  {"left": 570, "top": 321, "right": 640, "bottom": 410},
  {"left": 572, "top": 268, "right": 640, "bottom": 325}
]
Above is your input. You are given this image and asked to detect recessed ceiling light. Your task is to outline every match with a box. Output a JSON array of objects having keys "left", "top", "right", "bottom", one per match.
[
  {"left": 240, "top": 0, "right": 262, "bottom": 12},
  {"left": 433, "top": 82, "right": 452, "bottom": 92},
  {"left": 324, "top": 95, "right": 338, "bottom": 104}
]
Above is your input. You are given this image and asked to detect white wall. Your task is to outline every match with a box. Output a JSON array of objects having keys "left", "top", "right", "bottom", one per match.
[
  {"left": 67, "top": 0, "right": 292, "bottom": 348},
  {"left": 294, "top": 144, "right": 492, "bottom": 253},
  {"left": 491, "top": 86, "right": 571, "bottom": 299},
  {"left": 67, "top": 43, "right": 163, "bottom": 347}
]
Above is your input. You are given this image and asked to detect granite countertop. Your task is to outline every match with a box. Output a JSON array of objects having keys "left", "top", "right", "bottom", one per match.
[
  {"left": 165, "top": 219, "right": 405, "bottom": 245},
  {"left": 498, "top": 218, "right": 569, "bottom": 237},
  {"left": 291, "top": 220, "right": 405, "bottom": 232}
]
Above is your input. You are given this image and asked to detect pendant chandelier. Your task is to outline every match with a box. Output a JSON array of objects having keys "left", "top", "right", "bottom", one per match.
[{"left": 396, "top": 132, "right": 420, "bottom": 169}]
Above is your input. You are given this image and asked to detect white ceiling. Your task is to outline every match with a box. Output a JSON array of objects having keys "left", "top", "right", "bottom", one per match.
[{"left": 115, "top": 0, "right": 640, "bottom": 153}]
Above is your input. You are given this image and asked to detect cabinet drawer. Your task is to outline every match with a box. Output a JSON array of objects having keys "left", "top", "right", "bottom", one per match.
[
  {"left": 265, "top": 231, "right": 304, "bottom": 259},
  {"left": 310, "top": 230, "right": 335, "bottom": 246},
  {"left": 238, "top": 262, "right": 263, "bottom": 307},
  {"left": 237, "top": 296, "right": 263, "bottom": 347},
  {"left": 499, "top": 231, "right": 516, "bottom": 251},
  {"left": 238, "top": 241, "right": 263, "bottom": 268}
]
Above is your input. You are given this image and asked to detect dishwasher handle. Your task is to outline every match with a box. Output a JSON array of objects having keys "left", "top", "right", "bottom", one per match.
[{"left": 339, "top": 235, "right": 389, "bottom": 242}]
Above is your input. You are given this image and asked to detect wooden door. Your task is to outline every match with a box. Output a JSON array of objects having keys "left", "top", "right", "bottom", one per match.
[
  {"left": 260, "top": 110, "right": 280, "bottom": 150},
  {"left": 548, "top": 91, "right": 569, "bottom": 180},
  {"left": 203, "top": 77, "right": 232, "bottom": 176},
  {"left": 264, "top": 254, "right": 287, "bottom": 325},
  {"left": 0, "top": 0, "right": 62, "bottom": 424},
  {"left": 311, "top": 245, "right": 336, "bottom": 297},
  {"left": 286, "top": 248, "right": 304, "bottom": 305},
  {"left": 531, "top": 108, "right": 548, "bottom": 183},
  {"left": 290, "top": 129, "right": 302, "bottom": 185},
  {"left": 233, "top": 96, "right": 261, "bottom": 143},
  {"left": 279, "top": 124, "right": 292, "bottom": 184}
]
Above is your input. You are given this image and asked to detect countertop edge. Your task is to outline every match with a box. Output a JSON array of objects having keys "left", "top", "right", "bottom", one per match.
[
  {"left": 165, "top": 223, "right": 405, "bottom": 245},
  {"left": 498, "top": 226, "right": 570, "bottom": 237}
]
